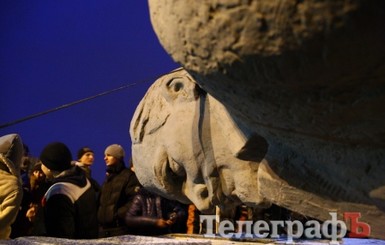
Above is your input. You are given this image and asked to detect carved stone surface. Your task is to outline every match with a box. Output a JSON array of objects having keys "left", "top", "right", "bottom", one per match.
[
  {"left": 141, "top": 0, "right": 385, "bottom": 239},
  {"left": 130, "top": 68, "right": 385, "bottom": 239},
  {"left": 130, "top": 68, "right": 269, "bottom": 211},
  {"left": 148, "top": 0, "right": 385, "bottom": 145}
]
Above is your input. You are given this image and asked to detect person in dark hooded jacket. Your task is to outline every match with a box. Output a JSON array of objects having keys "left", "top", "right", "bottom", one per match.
[
  {"left": 124, "top": 188, "right": 187, "bottom": 236},
  {"left": 40, "top": 142, "right": 98, "bottom": 239}
]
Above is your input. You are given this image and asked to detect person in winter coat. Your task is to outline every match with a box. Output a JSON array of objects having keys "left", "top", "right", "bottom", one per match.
[
  {"left": 0, "top": 133, "right": 24, "bottom": 239},
  {"left": 124, "top": 188, "right": 187, "bottom": 236},
  {"left": 97, "top": 144, "right": 141, "bottom": 238},
  {"left": 25, "top": 162, "right": 51, "bottom": 236},
  {"left": 73, "top": 146, "right": 101, "bottom": 195},
  {"left": 39, "top": 142, "right": 98, "bottom": 239}
]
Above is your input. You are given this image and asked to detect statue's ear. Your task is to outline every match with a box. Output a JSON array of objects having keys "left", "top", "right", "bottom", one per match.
[
  {"left": 130, "top": 95, "right": 149, "bottom": 144},
  {"left": 131, "top": 68, "right": 199, "bottom": 144},
  {"left": 130, "top": 79, "right": 171, "bottom": 144},
  {"left": 209, "top": 96, "right": 268, "bottom": 162}
]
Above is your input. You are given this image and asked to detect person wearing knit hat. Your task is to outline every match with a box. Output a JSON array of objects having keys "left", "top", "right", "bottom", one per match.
[
  {"left": 75, "top": 146, "right": 95, "bottom": 176},
  {"left": 74, "top": 146, "right": 100, "bottom": 197},
  {"left": 104, "top": 144, "right": 125, "bottom": 163},
  {"left": 77, "top": 147, "right": 94, "bottom": 165},
  {"left": 40, "top": 142, "right": 72, "bottom": 174},
  {"left": 98, "top": 144, "right": 142, "bottom": 237},
  {"left": 39, "top": 142, "right": 98, "bottom": 239}
]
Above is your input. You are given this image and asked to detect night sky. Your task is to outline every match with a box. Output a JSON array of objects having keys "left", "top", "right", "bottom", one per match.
[{"left": 0, "top": 1, "right": 179, "bottom": 184}]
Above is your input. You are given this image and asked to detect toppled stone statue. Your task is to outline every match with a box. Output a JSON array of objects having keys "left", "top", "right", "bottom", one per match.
[
  {"left": 130, "top": 68, "right": 385, "bottom": 239},
  {"left": 141, "top": 0, "right": 385, "bottom": 239},
  {"left": 130, "top": 68, "right": 270, "bottom": 211}
]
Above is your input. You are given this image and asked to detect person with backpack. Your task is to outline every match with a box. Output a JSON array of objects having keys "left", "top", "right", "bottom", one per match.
[{"left": 39, "top": 142, "right": 98, "bottom": 239}]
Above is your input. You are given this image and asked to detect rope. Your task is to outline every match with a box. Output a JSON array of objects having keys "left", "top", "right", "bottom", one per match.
[{"left": 0, "top": 68, "right": 181, "bottom": 129}]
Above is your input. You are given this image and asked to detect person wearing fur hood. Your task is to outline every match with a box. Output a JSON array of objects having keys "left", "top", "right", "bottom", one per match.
[{"left": 0, "top": 133, "right": 24, "bottom": 239}]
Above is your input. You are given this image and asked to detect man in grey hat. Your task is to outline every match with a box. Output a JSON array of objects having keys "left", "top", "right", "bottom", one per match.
[{"left": 97, "top": 144, "right": 141, "bottom": 237}]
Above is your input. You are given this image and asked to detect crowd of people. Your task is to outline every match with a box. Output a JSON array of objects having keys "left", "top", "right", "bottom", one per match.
[
  {"left": 0, "top": 133, "right": 297, "bottom": 240},
  {"left": 0, "top": 133, "right": 192, "bottom": 240}
]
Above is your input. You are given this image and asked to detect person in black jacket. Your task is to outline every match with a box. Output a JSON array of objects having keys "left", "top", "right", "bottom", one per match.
[
  {"left": 25, "top": 162, "right": 52, "bottom": 236},
  {"left": 39, "top": 142, "right": 98, "bottom": 239},
  {"left": 124, "top": 187, "right": 187, "bottom": 236},
  {"left": 73, "top": 146, "right": 101, "bottom": 197},
  {"left": 97, "top": 144, "right": 141, "bottom": 238}
]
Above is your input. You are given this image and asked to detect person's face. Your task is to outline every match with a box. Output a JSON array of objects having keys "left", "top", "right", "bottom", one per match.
[
  {"left": 79, "top": 152, "right": 94, "bottom": 166},
  {"left": 104, "top": 154, "right": 118, "bottom": 166},
  {"left": 33, "top": 169, "right": 46, "bottom": 182}
]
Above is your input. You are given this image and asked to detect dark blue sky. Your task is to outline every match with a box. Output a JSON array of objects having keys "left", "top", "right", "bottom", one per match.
[{"left": 0, "top": 1, "right": 179, "bottom": 184}]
